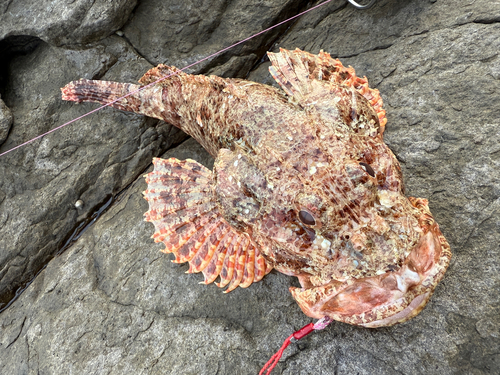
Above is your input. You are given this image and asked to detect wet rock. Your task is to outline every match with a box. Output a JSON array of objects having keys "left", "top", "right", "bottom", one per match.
[
  {"left": 0, "top": 0, "right": 137, "bottom": 46},
  {"left": 0, "top": 35, "right": 187, "bottom": 310},
  {"left": 122, "top": 0, "right": 309, "bottom": 74},
  {"left": 276, "top": 0, "right": 500, "bottom": 58},
  {"left": 0, "top": 0, "right": 499, "bottom": 374},
  {"left": 0, "top": 97, "right": 12, "bottom": 144}
]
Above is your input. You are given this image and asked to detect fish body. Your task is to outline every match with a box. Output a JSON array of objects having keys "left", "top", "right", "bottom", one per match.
[{"left": 61, "top": 48, "right": 451, "bottom": 327}]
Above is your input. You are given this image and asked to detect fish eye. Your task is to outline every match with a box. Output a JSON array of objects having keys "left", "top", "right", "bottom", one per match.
[
  {"left": 359, "top": 162, "right": 375, "bottom": 177},
  {"left": 298, "top": 210, "right": 316, "bottom": 226}
]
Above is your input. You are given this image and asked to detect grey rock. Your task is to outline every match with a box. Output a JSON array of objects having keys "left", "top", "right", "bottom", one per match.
[
  {"left": 0, "top": 0, "right": 137, "bottom": 46},
  {"left": 0, "top": 139, "right": 297, "bottom": 375},
  {"left": 0, "top": 97, "right": 13, "bottom": 145},
  {"left": 1, "top": 0, "right": 499, "bottom": 374},
  {"left": 277, "top": 0, "right": 500, "bottom": 58},
  {"left": 0, "top": 35, "right": 188, "bottom": 310},
  {"left": 122, "top": 0, "right": 312, "bottom": 75}
]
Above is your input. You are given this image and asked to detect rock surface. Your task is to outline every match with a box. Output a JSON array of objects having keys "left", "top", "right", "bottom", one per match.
[
  {"left": 0, "top": 96, "right": 12, "bottom": 144},
  {"left": 0, "top": 0, "right": 499, "bottom": 374},
  {"left": 121, "top": 0, "right": 309, "bottom": 75},
  {"left": 0, "top": 0, "right": 138, "bottom": 46},
  {"left": 0, "top": 35, "right": 188, "bottom": 308}
]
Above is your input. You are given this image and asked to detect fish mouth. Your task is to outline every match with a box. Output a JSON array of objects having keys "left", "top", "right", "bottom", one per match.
[{"left": 289, "top": 197, "right": 452, "bottom": 327}]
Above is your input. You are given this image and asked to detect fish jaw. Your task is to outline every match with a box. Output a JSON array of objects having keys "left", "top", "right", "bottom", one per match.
[{"left": 289, "top": 197, "right": 451, "bottom": 327}]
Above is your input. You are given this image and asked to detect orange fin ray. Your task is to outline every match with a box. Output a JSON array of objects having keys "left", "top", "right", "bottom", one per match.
[
  {"left": 144, "top": 185, "right": 211, "bottom": 201},
  {"left": 216, "top": 235, "right": 240, "bottom": 288},
  {"left": 174, "top": 215, "right": 222, "bottom": 264},
  {"left": 145, "top": 200, "right": 216, "bottom": 224},
  {"left": 239, "top": 244, "right": 256, "bottom": 288},
  {"left": 201, "top": 231, "right": 234, "bottom": 285},
  {"left": 224, "top": 236, "right": 249, "bottom": 293},
  {"left": 253, "top": 247, "right": 271, "bottom": 283},
  {"left": 148, "top": 205, "right": 217, "bottom": 244},
  {"left": 186, "top": 220, "right": 227, "bottom": 273}
]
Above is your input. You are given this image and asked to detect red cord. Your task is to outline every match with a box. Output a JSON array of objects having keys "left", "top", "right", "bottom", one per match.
[
  {"left": 292, "top": 322, "right": 314, "bottom": 340},
  {"left": 259, "top": 333, "right": 293, "bottom": 375},
  {"left": 259, "top": 323, "right": 314, "bottom": 375}
]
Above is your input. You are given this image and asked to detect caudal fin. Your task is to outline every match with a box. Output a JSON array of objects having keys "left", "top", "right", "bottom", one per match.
[
  {"left": 61, "top": 79, "right": 168, "bottom": 120},
  {"left": 62, "top": 79, "right": 141, "bottom": 109}
]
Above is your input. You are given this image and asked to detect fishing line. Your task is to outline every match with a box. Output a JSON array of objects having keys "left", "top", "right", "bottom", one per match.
[{"left": 0, "top": 0, "right": 341, "bottom": 158}]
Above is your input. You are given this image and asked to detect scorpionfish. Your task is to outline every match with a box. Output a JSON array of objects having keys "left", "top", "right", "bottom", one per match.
[{"left": 62, "top": 48, "right": 451, "bottom": 327}]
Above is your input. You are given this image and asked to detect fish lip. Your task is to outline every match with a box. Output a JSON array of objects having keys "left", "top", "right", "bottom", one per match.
[
  {"left": 360, "top": 216, "right": 452, "bottom": 327},
  {"left": 289, "top": 198, "right": 451, "bottom": 327}
]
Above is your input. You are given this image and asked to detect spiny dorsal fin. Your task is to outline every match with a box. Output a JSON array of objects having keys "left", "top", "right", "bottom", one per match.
[
  {"left": 268, "top": 48, "right": 387, "bottom": 134},
  {"left": 143, "top": 157, "right": 271, "bottom": 291}
]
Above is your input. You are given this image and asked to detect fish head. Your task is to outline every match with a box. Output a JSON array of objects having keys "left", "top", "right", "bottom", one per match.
[
  {"left": 251, "top": 131, "right": 421, "bottom": 280},
  {"left": 216, "top": 131, "right": 451, "bottom": 327}
]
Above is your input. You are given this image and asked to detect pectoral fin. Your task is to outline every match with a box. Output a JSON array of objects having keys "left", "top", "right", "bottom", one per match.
[{"left": 143, "top": 157, "right": 271, "bottom": 291}]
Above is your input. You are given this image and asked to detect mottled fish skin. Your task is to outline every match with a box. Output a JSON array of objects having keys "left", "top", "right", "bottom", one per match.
[{"left": 61, "top": 48, "right": 451, "bottom": 327}]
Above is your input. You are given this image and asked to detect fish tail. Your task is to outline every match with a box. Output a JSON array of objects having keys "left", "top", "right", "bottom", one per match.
[
  {"left": 62, "top": 66, "right": 230, "bottom": 156},
  {"left": 61, "top": 79, "right": 169, "bottom": 121},
  {"left": 62, "top": 79, "right": 145, "bottom": 112}
]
